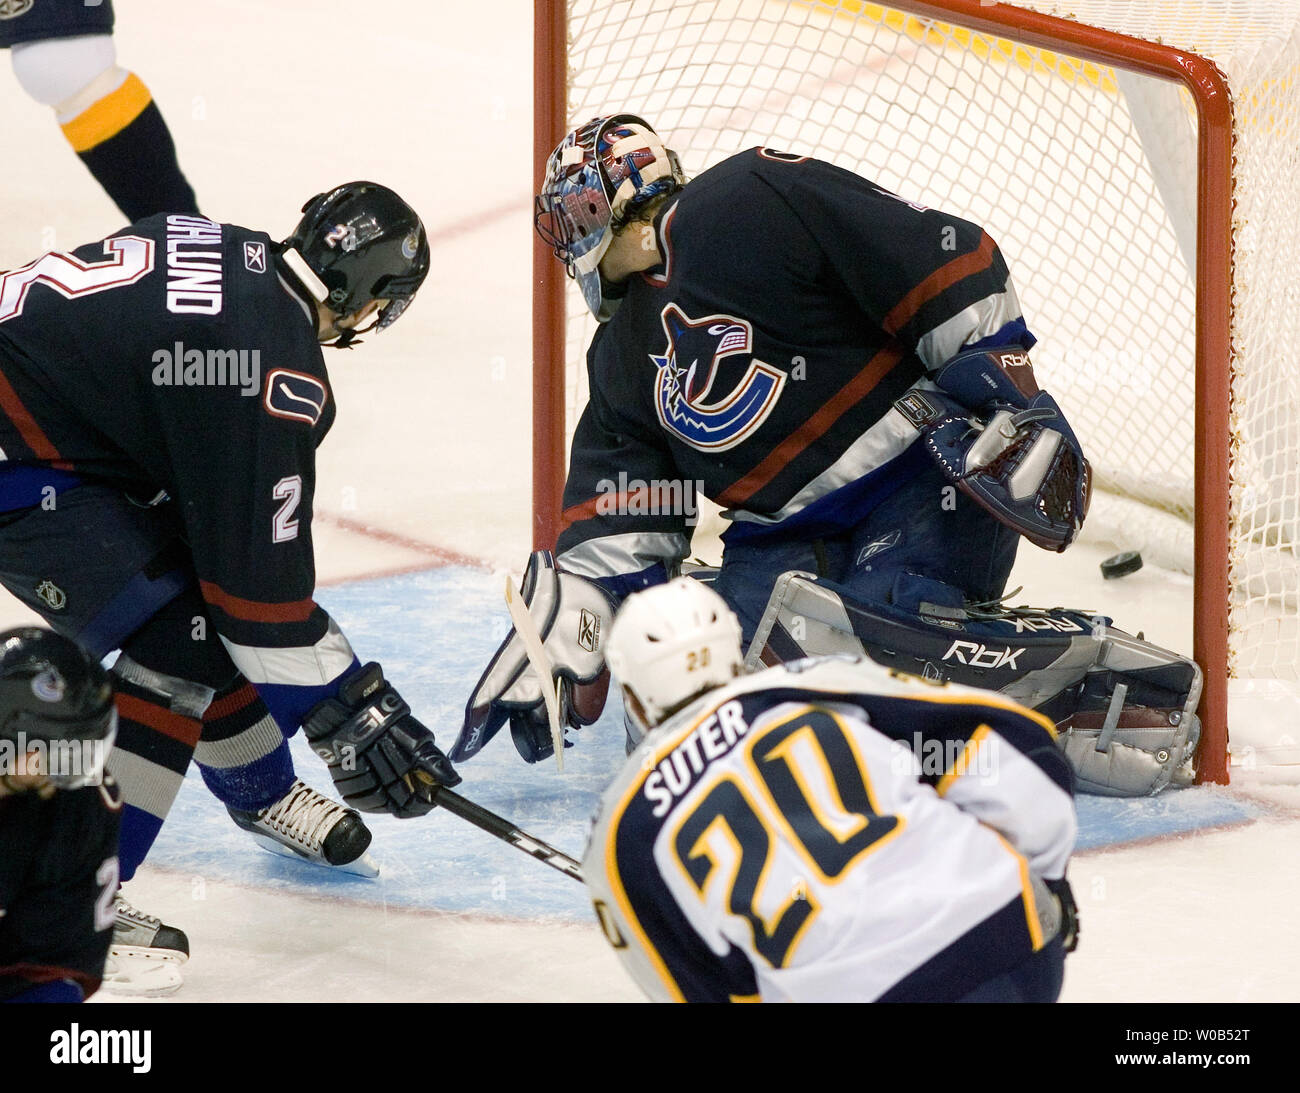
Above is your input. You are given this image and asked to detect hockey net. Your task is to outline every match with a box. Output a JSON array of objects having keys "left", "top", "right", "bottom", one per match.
[{"left": 534, "top": 0, "right": 1300, "bottom": 781}]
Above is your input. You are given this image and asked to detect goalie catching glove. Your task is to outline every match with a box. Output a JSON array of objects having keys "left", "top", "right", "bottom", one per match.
[
  {"left": 304, "top": 663, "right": 460, "bottom": 818},
  {"left": 451, "top": 551, "right": 615, "bottom": 764},
  {"left": 896, "top": 346, "right": 1092, "bottom": 551}
]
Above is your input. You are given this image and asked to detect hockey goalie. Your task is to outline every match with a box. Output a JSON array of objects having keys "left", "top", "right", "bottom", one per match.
[{"left": 452, "top": 113, "right": 1201, "bottom": 796}]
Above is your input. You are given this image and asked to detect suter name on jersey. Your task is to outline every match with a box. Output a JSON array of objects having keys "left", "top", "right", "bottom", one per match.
[
  {"left": 643, "top": 698, "right": 750, "bottom": 817},
  {"left": 586, "top": 643, "right": 1077, "bottom": 1003}
]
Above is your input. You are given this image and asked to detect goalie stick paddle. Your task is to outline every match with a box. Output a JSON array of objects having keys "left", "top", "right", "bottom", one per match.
[
  {"left": 435, "top": 787, "right": 584, "bottom": 882},
  {"left": 504, "top": 574, "right": 567, "bottom": 771}
]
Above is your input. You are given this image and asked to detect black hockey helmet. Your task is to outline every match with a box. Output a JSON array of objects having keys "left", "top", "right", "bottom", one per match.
[
  {"left": 281, "top": 181, "right": 430, "bottom": 344},
  {"left": 0, "top": 627, "right": 116, "bottom": 790}
]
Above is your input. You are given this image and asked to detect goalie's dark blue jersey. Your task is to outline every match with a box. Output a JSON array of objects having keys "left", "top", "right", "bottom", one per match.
[
  {"left": 0, "top": 215, "right": 355, "bottom": 711},
  {"left": 556, "top": 149, "right": 1034, "bottom": 584}
]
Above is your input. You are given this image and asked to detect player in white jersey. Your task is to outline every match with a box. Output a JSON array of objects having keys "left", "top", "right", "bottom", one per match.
[{"left": 584, "top": 578, "right": 1078, "bottom": 1003}]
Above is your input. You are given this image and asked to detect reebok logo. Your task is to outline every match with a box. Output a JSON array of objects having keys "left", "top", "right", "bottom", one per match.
[
  {"left": 244, "top": 241, "right": 267, "bottom": 273},
  {"left": 856, "top": 529, "right": 901, "bottom": 566},
  {"left": 942, "top": 640, "right": 1024, "bottom": 670},
  {"left": 577, "top": 609, "right": 600, "bottom": 652},
  {"left": 1012, "top": 615, "right": 1084, "bottom": 633}
]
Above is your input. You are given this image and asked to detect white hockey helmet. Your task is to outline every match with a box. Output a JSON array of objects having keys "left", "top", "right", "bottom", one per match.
[{"left": 606, "top": 578, "right": 743, "bottom": 740}]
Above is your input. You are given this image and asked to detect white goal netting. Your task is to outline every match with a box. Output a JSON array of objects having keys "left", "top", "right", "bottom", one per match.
[{"left": 554, "top": 0, "right": 1300, "bottom": 685}]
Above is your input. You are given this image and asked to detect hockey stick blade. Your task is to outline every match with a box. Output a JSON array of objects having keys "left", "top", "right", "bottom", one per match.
[
  {"left": 436, "top": 788, "right": 583, "bottom": 882},
  {"left": 504, "top": 575, "right": 566, "bottom": 771}
]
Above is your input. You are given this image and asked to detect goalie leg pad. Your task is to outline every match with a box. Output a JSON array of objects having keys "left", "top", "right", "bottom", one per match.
[{"left": 747, "top": 571, "right": 1201, "bottom": 795}]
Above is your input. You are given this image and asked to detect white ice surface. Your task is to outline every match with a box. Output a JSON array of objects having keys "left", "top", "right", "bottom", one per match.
[{"left": 1, "top": 0, "right": 1296, "bottom": 1004}]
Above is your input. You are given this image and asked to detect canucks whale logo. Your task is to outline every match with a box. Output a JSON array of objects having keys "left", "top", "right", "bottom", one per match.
[{"left": 652, "top": 304, "right": 786, "bottom": 451}]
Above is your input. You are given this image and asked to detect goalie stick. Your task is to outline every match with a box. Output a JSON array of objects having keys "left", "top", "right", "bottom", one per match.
[
  {"left": 504, "top": 574, "right": 567, "bottom": 770},
  {"left": 436, "top": 788, "right": 583, "bottom": 882}
]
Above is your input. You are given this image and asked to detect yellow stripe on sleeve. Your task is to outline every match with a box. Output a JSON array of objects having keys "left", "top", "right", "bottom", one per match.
[
  {"left": 934, "top": 723, "right": 993, "bottom": 797},
  {"left": 992, "top": 831, "right": 1045, "bottom": 951},
  {"left": 61, "top": 72, "right": 153, "bottom": 153}
]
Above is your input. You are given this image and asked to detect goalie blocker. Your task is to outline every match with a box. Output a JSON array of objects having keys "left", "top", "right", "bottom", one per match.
[
  {"left": 746, "top": 570, "right": 1201, "bottom": 797},
  {"left": 453, "top": 552, "right": 615, "bottom": 764}
]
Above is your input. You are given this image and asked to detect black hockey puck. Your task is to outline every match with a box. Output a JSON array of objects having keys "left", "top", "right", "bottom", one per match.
[{"left": 1100, "top": 551, "right": 1143, "bottom": 579}]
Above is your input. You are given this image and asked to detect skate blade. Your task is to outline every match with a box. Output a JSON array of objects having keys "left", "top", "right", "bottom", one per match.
[
  {"left": 102, "top": 950, "right": 186, "bottom": 997},
  {"left": 248, "top": 830, "right": 381, "bottom": 878}
]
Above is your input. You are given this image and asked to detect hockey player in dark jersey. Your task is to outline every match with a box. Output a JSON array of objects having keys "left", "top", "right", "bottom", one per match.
[
  {"left": 0, "top": 183, "right": 461, "bottom": 987},
  {"left": 586, "top": 579, "right": 1078, "bottom": 1003},
  {"left": 533, "top": 115, "right": 1092, "bottom": 625},
  {"left": 531, "top": 115, "right": 1092, "bottom": 618},
  {"left": 0, "top": 627, "right": 123, "bottom": 1004},
  {"left": 3, "top": 0, "right": 199, "bottom": 222},
  {"left": 457, "top": 115, "right": 1201, "bottom": 794}
]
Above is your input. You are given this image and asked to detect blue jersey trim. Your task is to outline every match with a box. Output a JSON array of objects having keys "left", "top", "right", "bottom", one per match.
[
  {"left": 723, "top": 441, "right": 930, "bottom": 546},
  {"left": 965, "top": 318, "right": 1036, "bottom": 353},
  {"left": 256, "top": 656, "right": 361, "bottom": 733},
  {"left": 591, "top": 564, "right": 669, "bottom": 606},
  {"left": 4, "top": 979, "right": 86, "bottom": 1004},
  {"left": 0, "top": 465, "right": 82, "bottom": 514}
]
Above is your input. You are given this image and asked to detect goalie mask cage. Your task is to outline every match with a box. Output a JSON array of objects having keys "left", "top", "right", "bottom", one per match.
[{"left": 533, "top": 0, "right": 1300, "bottom": 784}]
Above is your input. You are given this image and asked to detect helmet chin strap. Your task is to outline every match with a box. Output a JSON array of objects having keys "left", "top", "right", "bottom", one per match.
[
  {"left": 324, "top": 313, "right": 383, "bottom": 349},
  {"left": 327, "top": 326, "right": 363, "bottom": 349}
]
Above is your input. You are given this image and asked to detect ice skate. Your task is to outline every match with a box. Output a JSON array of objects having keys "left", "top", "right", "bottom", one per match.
[
  {"left": 103, "top": 894, "right": 188, "bottom": 998},
  {"left": 227, "top": 778, "right": 379, "bottom": 878}
]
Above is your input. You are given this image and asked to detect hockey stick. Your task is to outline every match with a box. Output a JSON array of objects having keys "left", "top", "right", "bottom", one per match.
[
  {"left": 504, "top": 575, "right": 567, "bottom": 771},
  {"left": 436, "top": 787, "right": 584, "bottom": 882}
]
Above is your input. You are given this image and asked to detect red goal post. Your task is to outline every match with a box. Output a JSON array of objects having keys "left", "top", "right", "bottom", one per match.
[{"left": 533, "top": 1, "right": 1300, "bottom": 785}]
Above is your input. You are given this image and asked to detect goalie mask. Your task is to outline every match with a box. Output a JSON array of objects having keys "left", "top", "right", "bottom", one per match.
[
  {"left": 606, "top": 578, "right": 743, "bottom": 741},
  {"left": 535, "top": 114, "right": 685, "bottom": 322},
  {"left": 281, "top": 181, "right": 431, "bottom": 347}
]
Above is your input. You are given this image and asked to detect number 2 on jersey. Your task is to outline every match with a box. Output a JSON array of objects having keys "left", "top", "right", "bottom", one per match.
[
  {"left": 272, "top": 476, "right": 302, "bottom": 542},
  {"left": 672, "top": 707, "right": 901, "bottom": 968},
  {"left": 0, "top": 237, "right": 155, "bottom": 323}
]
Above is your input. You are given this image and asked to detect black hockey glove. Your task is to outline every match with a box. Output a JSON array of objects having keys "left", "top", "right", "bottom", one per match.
[
  {"left": 303, "top": 663, "right": 460, "bottom": 818},
  {"left": 1047, "top": 876, "right": 1080, "bottom": 953}
]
